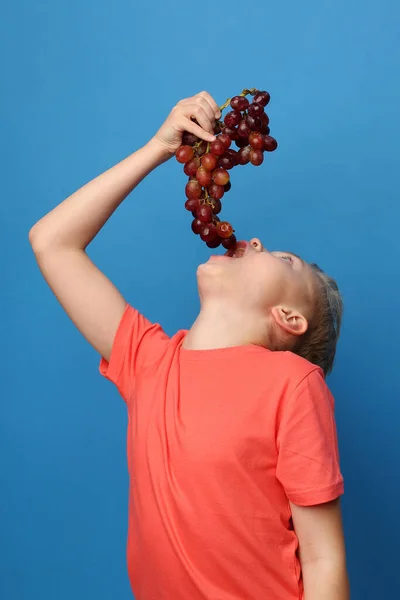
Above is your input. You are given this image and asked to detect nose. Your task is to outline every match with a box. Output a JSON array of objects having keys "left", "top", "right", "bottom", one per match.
[{"left": 249, "top": 238, "right": 265, "bottom": 252}]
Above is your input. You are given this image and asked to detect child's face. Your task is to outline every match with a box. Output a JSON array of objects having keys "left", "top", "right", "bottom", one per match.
[{"left": 197, "top": 239, "right": 315, "bottom": 322}]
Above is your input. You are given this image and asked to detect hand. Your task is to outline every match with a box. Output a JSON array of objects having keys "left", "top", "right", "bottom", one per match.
[{"left": 151, "top": 91, "right": 222, "bottom": 158}]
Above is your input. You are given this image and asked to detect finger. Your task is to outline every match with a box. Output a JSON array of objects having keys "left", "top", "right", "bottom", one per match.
[
  {"left": 179, "top": 93, "right": 220, "bottom": 120},
  {"left": 185, "top": 104, "right": 215, "bottom": 135},
  {"left": 196, "top": 96, "right": 216, "bottom": 123},
  {"left": 198, "top": 91, "right": 221, "bottom": 119},
  {"left": 180, "top": 117, "right": 216, "bottom": 143},
  {"left": 178, "top": 97, "right": 214, "bottom": 122}
]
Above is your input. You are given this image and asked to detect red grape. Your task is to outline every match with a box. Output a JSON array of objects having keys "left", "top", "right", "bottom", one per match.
[
  {"left": 196, "top": 141, "right": 208, "bottom": 157},
  {"left": 182, "top": 132, "right": 199, "bottom": 146},
  {"left": 186, "top": 180, "right": 202, "bottom": 199},
  {"left": 249, "top": 132, "right": 265, "bottom": 150},
  {"left": 176, "top": 145, "right": 194, "bottom": 163},
  {"left": 259, "top": 113, "right": 270, "bottom": 134},
  {"left": 184, "top": 157, "right": 200, "bottom": 176},
  {"left": 260, "top": 112, "right": 270, "bottom": 126},
  {"left": 264, "top": 135, "right": 278, "bottom": 151},
  {"left": 218, "top": 154, "right": 235, "bottom": 170},
  {"left": 185, "top": 198, "right": 200, "bottom": 212},
  {"left": 196, "top": 204, "right": 213, "bottom": 223},
  {"left": 210, "top": 139, "right": 226, "bottom": 156},
  {"left": 238, "top": 120, "right": 251, "bottom": 137},
  {"left": 196, "top": 166, "right": 213, "bottom": 186},
  {"left": 224, "top": 181, "right": 232, "bottom": 192},
  {"left": 214, "top": 121, "right": 222, "bottom": 135},
  {"left": 250, "top": 148, "right": 264, "bottom": 166},
  {"left": 218, "top": 133, "right": 232, "bottom": 150},
  {"left": 235, "top": 137, "right": 249, "bottom": 148},
  {"left": 217, "top": 221, "right": 234, "bottom": 239},
  {"left": 225, "top": 149, "right": 240, "bottom": 166},
  {"left": 248, "top": 103, "right": 264, "bottom": 117},
  {"left": 209, "top": 198, "right": 222, "bottom": 213},
  {"left": 200, "top": 223, "right": 218, "bottom": 243},
  {"left": 191, "top": 218, "right": 203, "bottom": 234},
  {"left": 223, "top": 125, "right": 239, "bottom": 140},
  {"left": 206, "top": 237, "right": 222, "bottom": 248},
  {"left": 201, "top": 153, "right": 218, "bottom": 171},
  {"left": 209, "top": 183, "right": 225, "bottom": 200},
  {"left": 230, "top": 96, "right": 249, "bottom": 111},
  {"left": 222, "top": 234, "right": 237, "bottom": 249},
  {"left": 224, "top": 111, "right": 242, "bottom": 127},
  {"left": 246, "top": 115, "right": 262, "bottom": 131},
  {"left": 253, "top": 90, "right": 270, "bottom": 107},
  {"left": 238, "top": 146, "right": 251, "bottom": 165},
  {"left": 212, "top": 168, "right": 230, "bottom": 186}
]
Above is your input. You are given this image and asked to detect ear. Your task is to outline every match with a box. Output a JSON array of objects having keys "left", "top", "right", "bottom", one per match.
[{"left": 271, "top": 306, "right": 308, "bottom": 337}]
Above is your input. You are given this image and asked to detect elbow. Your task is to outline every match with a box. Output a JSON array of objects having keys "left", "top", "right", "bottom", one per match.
[
  {"left": 28, "top": 224, "right": 38, "bottom": 247},
  {"left": 28, "top": 223, "right": 40, "bottom": 251},
  {"left": 29, "top": 223, "right": 45, "bottom": 254},
  {"left": 29, "top": 221, "right": 56, "bottom": 256},
  {"left": 29, "top": 224, "right": 83, "bottom": 257}
]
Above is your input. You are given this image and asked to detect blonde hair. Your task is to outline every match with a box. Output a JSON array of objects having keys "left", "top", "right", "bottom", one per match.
[{"left": 293, "top": 264, "right": 343, "bottom": 376}]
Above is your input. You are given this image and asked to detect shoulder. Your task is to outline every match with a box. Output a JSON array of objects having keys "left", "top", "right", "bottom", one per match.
[{"left": 267, "top": 349, "right": 325, "bottom": 389}]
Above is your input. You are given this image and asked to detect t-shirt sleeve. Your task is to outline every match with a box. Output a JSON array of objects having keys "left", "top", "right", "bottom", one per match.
[
  {"left": 99, "top": 304, "right": 169, "bottom": 403},
  {"left": 275, "top": 368, "right": 344, "bottom": 506}
]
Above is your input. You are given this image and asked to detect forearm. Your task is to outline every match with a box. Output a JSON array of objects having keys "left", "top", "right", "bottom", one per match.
[
  {"left": 29, "top": 138, "right": 169, "bottom": 251},
  {"left": 302, "top": 559, "right": 350, "bottom": 600}
]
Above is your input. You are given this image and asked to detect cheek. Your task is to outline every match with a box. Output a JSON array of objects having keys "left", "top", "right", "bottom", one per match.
[
  {"left": 291, "top": 280, "right": 312, "bottom": 311},
  {"left": 258, "top": 267, "right": 289, "bottom": 302},
  {"left": 233, "top": 266, "right": 280, "bottom": 301}
]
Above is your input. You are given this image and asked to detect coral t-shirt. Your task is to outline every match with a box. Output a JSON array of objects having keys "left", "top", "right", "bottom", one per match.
[{"left": 99, "top": 305, "right": 344, "bottom": 600}]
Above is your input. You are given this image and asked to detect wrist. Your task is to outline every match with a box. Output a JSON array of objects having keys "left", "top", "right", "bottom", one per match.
[{"left": 145, "top": 137, "right": 174, "bottom": 165}]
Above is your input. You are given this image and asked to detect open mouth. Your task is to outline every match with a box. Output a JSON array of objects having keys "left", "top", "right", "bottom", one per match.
[{"left": 224, "top": 241, "right": 249, "bottom": 258}]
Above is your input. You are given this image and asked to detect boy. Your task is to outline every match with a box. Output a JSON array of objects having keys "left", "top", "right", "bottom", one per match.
[{"left": 29, "top": 91, "right": 349, "bottom": 600}]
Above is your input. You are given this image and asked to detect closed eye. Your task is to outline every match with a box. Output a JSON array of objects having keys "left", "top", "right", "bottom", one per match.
[{"left": 280, "top": 254, "right": 293, "bottom": 264}]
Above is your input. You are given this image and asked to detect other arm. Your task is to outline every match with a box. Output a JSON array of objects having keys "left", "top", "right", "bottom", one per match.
[{"left": 290, "top": 498, "right": 350, "bottom": 600}]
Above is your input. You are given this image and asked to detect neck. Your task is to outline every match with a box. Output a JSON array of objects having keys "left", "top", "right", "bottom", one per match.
[{"left": 182, "top": 301, "right": 268, "bottom": 351}]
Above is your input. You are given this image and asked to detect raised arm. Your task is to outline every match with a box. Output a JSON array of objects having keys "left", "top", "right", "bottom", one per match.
[{"left": 29, "top": 91, "right": 220, "bottom": 361}]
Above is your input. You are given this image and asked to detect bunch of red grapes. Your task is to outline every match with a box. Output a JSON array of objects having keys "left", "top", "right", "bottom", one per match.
[{"left": 176, "top": 88, "right": 278, "bottom": 249}]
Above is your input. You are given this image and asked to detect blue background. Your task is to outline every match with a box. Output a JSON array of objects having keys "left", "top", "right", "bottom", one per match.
[{"left": 2, "top": 1, "right": 399, "bottom": 598}]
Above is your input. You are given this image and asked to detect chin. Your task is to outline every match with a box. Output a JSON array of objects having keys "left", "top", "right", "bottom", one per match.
[
  {"left": 198, "top": 259, "right": 216, "bottom": 270},
  {"left": 197, "top": 260, "right": 225, "bottom": 277},
  {"left": 197, "top": 262, "right": 227, "bottom": 293}
]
